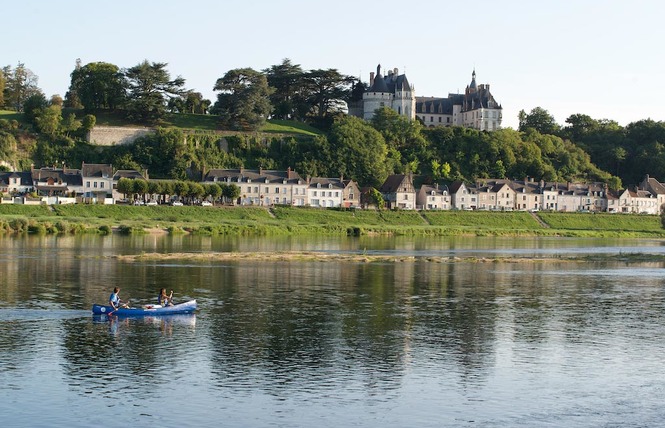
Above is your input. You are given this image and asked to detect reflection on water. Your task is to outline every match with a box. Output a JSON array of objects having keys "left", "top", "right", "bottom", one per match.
[{"left": 0, "top": 235, "right": 665, "bottom": 427}]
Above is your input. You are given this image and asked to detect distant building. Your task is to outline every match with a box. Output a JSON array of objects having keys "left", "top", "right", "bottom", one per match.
[
  {"left": 307, "top": 177, "right": 360, "bottom": 208},
  {"left": 348, "top": 64, "right": 416, "bottom": 121},
  {"left": 203, "top": 167, "right": 307, "bottom": 206},
  {"left": 415, "top": 70, "right": 502, "bottom": 131},
  {"left": 379, "top": 174, "right": 416, "bottom": 210}
]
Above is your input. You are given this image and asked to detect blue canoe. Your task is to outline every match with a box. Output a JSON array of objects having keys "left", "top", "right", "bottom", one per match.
[{"left": 91, "top": 299, "right": 197, "bottom": 316}]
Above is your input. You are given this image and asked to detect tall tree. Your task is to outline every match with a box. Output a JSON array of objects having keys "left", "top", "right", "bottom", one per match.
[
  {"left": 302, "top": 69, "right": 354, "bottom": 119},
  {"left": 125, "top": 60, "right": 185, "bottom": 123},
  {"left": 2, "top": 63, "right": 42, "bottom": 111},
  {"left": 518, "top": 107, "right": 561, "bottom": 135},
  {"left": 211, "top": 68, "right": 273, "bottom": 131},
  {"left": 0, "top": 69, "right": 5, "bottom": 108},
  {"left": 67, "top": 61, "right": 126, "bottom": 112},
  {"left": 263, "top": 58, "right": 305, "bottom": 120}
]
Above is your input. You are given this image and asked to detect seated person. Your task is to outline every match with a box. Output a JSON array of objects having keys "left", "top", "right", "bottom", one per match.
[
  {"left": 109, "top": 287, "right": 128, "bottom": 309},
  {"left": 158, "top": 288, "right": 174, "bottom": 306}
]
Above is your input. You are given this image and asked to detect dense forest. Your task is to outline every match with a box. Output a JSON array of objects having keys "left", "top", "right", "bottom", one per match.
[{"left": 1, "top": 59, "right": 664, "bottom": 189}]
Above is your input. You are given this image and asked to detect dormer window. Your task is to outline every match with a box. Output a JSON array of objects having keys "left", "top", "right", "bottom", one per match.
[
  {"left": 317, "top": 183, "right": 321, "bottom": 188},
  {"left": 328, "top": 184, "right": 333, "bottom": 189}
]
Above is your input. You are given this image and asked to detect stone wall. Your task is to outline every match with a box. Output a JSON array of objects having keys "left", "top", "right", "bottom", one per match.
[{"left": 87, "top": 126, "right": 154, "bottom": 146}]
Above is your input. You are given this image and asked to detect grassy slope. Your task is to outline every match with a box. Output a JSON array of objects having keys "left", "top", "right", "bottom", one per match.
[
  {"left": 86, "top": 111, "right": 322, "bottom": 136},
  {"left": 1, "top": 204, "right": 664, "bottom": 236}
]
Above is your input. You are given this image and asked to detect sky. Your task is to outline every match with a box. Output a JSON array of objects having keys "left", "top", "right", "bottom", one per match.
[{"left": 4, "top": 0, "right": 665, "bottom": 129}]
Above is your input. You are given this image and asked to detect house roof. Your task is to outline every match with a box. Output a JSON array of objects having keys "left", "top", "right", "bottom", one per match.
[
  {"left": 81, "top": 163, "right": 113, "bottom": 178},
  {"left": 204, "top": 168, "right": 304, "bottom": 184},
  {"left": 113, "top": 170, "right": 146, "bottom": 180},
  {"left": 379, "top": 174, "right": 413, "bottom": 193}
]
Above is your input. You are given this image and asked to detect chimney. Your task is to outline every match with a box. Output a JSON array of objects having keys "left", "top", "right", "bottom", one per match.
[
  {"left": 259, "top": 167, "right": 263, "bottom": 176},
  {"left": 287, "top": 166, "right": 292, "bottom": 179},
  {"left": 370, "top": 72, "right": 375, "bottom": 87}
]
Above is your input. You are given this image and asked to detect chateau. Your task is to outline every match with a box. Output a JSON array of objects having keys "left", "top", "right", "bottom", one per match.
[{"left": 349, "top": 65, "right": 502, "bottom": 131}]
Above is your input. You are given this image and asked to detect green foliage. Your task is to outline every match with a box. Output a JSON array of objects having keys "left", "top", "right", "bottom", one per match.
[
  {"left": 518, "top": 107, "right": 561, "bottom": 135},
  {"left": 212, "top": 68, "right": 273, "bottom": 131},
  {"left": 68, "top": 62, "right": 127, "bottom": 111},
  {"left": 328, "top": 116, "right": 390, "bottom": 187},
  {"left": 23, "top": 93, "right": 49, "bottom": 124},
  {"left": 125, "top": 60, "right": 185, "bottom": 123},
  {"left": 2, "top": 63, "right": 42, "bottom": 111}
]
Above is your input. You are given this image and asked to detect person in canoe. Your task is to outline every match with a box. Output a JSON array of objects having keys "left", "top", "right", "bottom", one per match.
[
  {"left": 109, "top": 287, "right": 129, "bottom": 310},
  {"left": 158, "top": 288, "right": 174, "bottom": 306}
]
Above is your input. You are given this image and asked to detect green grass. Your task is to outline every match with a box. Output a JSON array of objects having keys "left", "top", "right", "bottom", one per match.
[
  {"left": 3, "top": 203, "right": 665, "bottom": 237},
  {"left": 538, "top": 212, "right": 663, "bottom": 232},
  {"left": 0, "top": 110, "right": 24, "bottom": 122},
  {"left": 424, "top": 211, "right": 543, "bottom": 229},
  {"left": 86, "top": 110, "right": 320, "bottom": 136},
  {"left": 0, "top": 204, "right": 52, "bottom": 216},
  {"left": 52, "top": 204, "right": 275, "bottom": 223},
  {"left": 261, "top": 120, "right": 322, "bottom": 136},
  {"left": 272, "top": 206, "right": 427, "bottom": 226}
]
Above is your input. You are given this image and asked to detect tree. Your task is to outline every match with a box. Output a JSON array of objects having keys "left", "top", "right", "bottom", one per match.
[
  {"left": 116, "top": 178, "right": 133, "bottom": 199},
  {"left": 302, "top": 69, "right": 354, "bottom": 119},
  {"left": 212, "top": 68, "right": 273, "bottom": 131},
  {"left": 2, "top": 63, "right": 41, "bottom": 111},
  {"left": 22, "top": 93, "right": 49, "bottom": 124},
  {"left": 68, "top": 61, "right": 126, "bottom": 112},
  {"left": 125, "top": 60, "right": 185, "bottom": 123},
  {"left": 371, "top": 107, "right": 428, "bottom": 173},
  {"left": 328, "top": 116, "right": 390, "bottom": 187},
  {"left": 35, "top": 105, "right": 63, "bottom": 137},
  {"left": 369, "top": 188, "right": 385, "bottom": 210},
  {"left": 518, "top": 107, "right": 561, "bottom": 135},
  {"left": 81, "top": 114, "right": 96, "bottom": 131},
  {"left": 0, "top": 69, "right": 5, "bottom": 108},
  {"left": 263, "top": 58, "right": 305, "bottom": 120},
  {"left": 134, "top": 179, "right": 149, "bottom": 201}
]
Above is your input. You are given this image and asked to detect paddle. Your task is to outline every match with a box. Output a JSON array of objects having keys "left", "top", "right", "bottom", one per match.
[{"left": 108, "top": 299, "right": 129, "bottom": 316}]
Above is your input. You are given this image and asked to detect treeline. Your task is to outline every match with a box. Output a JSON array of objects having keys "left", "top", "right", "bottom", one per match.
[
  {"left": 2, "top": 60, "right": 664, "bottom": 189},
  {"left": 116, "top": 178, "right": 240, "bottom": 204},
  {"left": 1, "top": 58, "right": 355, "bottom": 130}
]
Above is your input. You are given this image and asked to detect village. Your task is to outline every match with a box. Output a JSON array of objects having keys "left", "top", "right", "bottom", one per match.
[{"left": 1, "top": 163, "right": 663, "bottom": 215}]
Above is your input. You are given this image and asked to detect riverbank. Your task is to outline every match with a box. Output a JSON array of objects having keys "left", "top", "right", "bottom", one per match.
[{"left": 1, "top": 204, "right": 664, "bottom": 238}]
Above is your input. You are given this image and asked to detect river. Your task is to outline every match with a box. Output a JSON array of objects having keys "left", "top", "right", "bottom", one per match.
[{"left": 1, "top": 234, "right": 664, "bottom": 427}]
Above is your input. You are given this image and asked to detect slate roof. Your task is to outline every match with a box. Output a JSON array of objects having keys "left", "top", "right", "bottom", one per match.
[
  {"left": 203, "top": 168, "right": 304, "bottom": 184},
  {"left": 81, "top": 163, "right": 113, "bottom": 178},
  {"left": 113, "top": 170, "right": 146, "bottom": 180},
  {"left": 367, "top": 65, "right": 411, "bottom": 94},
  {"left": 379, "top": 174, "right": 413, "bottom": 193}
]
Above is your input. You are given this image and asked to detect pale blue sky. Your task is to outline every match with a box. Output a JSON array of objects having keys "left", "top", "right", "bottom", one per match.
[{"left": 4, "top": 0, "right": 664, "bottom": 129}]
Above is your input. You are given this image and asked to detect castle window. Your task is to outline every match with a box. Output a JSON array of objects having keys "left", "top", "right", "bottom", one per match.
[
  {"left": 398, "top": 106, "right": 401, "bottom": 114},
  {"left": 438, "top": 117, "right": 441, "bottom": 122},
  {"left": 430, "top": 116, "right": 433, "bottom": 122}
]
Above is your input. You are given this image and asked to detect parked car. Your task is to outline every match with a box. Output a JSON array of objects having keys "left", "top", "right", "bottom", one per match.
[
  {"left": 146, "top": 200, "right": 158, "bottom": 206},
  {"left": 171, "top": 201, "right": 183, "bottom": 206},
  {"left": 201, "top": 201, "right": 212, "bottom": 207}
]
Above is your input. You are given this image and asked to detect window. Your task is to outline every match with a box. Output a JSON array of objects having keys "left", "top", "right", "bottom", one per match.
[
  {"left": 438, "top": 117, "right": 441, "bottom": 122},
  {"left": 86, "top": 181, "right": 90, "bottom": 188},
  {"left": 100, "top": 182, "right": 104, "bottom": 189},
  {"left": 313, "top": 191, "right": 317, "bottom": 197},
  {"left": 247, "top": 186, "right": 251, "bottom": 193},
  {"left": 94, "top": 182, "right": 98, "bottom": 188}
]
